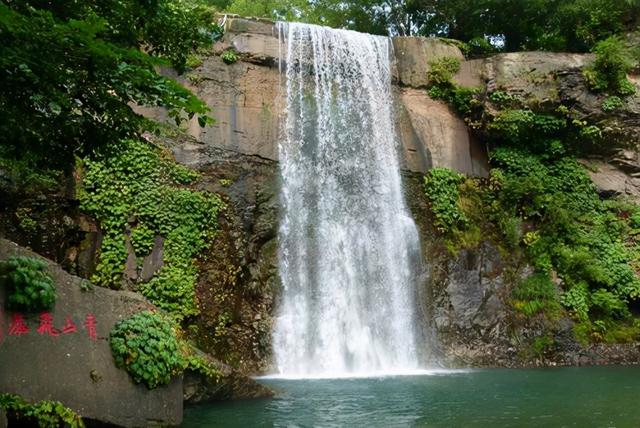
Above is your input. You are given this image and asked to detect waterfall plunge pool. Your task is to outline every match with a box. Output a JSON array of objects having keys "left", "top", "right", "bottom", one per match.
[{"left": 182, "top": 366, "right": 640, "bottom": 427}]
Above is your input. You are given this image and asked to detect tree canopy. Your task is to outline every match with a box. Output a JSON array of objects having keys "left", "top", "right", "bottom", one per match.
[
  {"left": 219, "top": 0, "right": 639, "bottom": 51},
  {"left": 0, "top": 0, "right": 220, "bottom": 168}
]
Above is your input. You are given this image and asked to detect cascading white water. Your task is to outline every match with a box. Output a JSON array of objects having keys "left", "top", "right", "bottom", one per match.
[{"left": 273, "top": 22, "right": 423, "bottom": 377}]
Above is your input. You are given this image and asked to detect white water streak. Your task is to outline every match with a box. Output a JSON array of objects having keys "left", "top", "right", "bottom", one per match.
[{"left": 273, "top": 22, "right": 422, "bottom": 377}]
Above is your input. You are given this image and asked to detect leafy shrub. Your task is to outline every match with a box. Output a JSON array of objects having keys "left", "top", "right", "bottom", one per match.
[
  {"left": 591, "top": 288, "right": 629, "bottom": 318},
  {"left": 601, "top": 95, "right": 623, "bottom": 111},
  {"left": 221, "top": 49, "right": 238, "bottom": 64},
  {"left": 487, "top": 109, "right": 566, "bottom": 145},
  {"left": 427, "top": 56, "right": 460, "bottom": 85},
  {"left": 512, "top": 273, "right": 562, "bottom": 318},
  {"left": 0, "top": 393, "right": 84, "bottom": 428},
  {"left": 487, "top": 145, "right": 640, "bottom": 330},
  {"left": 1, "top": 256, "right": 55, "bottom": 312},
  {"left": 561, "top": 281, "right": 590, "bottom": 320},
  {"left": 584, "top": 36, "right": 636, "bottom": 96},
  {"left": 424, "top": 168, "right": 468, "bottom": 234},
  {"left": 489, "top": 90, "right": 518, "bottom": 107},
  {"left": 109, "top": 311, "right": 185, "bottom": 389},
  {"left": 426, "top": 56, "right": 479, "bottom": 116}
]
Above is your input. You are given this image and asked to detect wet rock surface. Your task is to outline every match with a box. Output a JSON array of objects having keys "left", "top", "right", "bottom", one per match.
[
  {"left": 183, "top": 348, "right": 273, "bottom": 403},
  {"left": 157, "top": 133, "right": 280, "bottom": 374}
]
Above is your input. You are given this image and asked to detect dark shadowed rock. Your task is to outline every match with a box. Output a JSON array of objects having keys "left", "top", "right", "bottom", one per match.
[
  {"left": 182, "top": 347, "right": 273, "bottom": 403},
  {"left": 140, "top": 236, "right": 164, "bottom": 282}
]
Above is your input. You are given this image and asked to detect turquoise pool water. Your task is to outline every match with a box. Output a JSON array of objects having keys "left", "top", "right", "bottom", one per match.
[{"left": 182, "top": 366, "right": 640, "bottom": 427}]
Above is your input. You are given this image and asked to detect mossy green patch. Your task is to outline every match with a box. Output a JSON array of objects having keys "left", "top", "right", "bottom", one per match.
[{"left": 79, "top": 139, "right": 224, "bottom": 320}]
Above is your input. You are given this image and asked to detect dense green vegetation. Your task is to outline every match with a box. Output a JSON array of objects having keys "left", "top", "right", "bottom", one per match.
[
  {"left": 423, "top": 49, "right": 640, "bottom": 344},
  {"left": 79, "top": 139, "right": 224, "bottom": 320},
  {"left": 213, "top": 0, "right": 639, "bottom": 52},
  {"left": 426, "top": 155, "right": 640, "bottom": 342},
  {"left": 0, "top": 393, "right": 84, "bottom": 427},
  {"left": 1, "top": 256, "right": 56, "bottom": 312},
  {"left": 423, "top": 168, "right": 468, "bottom": 234},
  {"left": 584, "top": 36, "right": 639, "bottom": 96},
  {"left": 110, "top": 310, "right": 220, "bottom": 388}
]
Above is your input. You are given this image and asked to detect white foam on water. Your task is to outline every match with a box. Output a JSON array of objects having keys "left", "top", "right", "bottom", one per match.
[{"left": 257, "top": 369, "right": 471, "bottom": 381}]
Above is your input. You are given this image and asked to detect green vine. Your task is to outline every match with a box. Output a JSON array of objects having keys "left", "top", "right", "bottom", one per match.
[
  {"left": 423, "top": 167, "right": 468, "bottom": 234},
  {"left": 1, "top": 256, "right": 55, "bottom": 312},
  {"left": 0, "top": 393, "right": 84, "bottom": 428},
  {"left": 79, "top": 139, "right": 224, "bottom": 320}
]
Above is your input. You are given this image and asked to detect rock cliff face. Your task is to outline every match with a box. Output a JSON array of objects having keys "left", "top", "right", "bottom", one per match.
[
  {"left": 453, "top": 50, "right": 640, "bottom": 200},
  {"left": 200, "top": 17, "right": 639, "bottom": 368},
  {"left": 142, "top": 17, "right": 489, "bottom": 178},
  {"left": 165, "top": 134, "right": 280, "bottom": 374},
  {"left": 0, "top": 237, "right": 272, "bottom": 426},
  {"left": 151, "top": 17, "right": 491, "bottom": 371}
]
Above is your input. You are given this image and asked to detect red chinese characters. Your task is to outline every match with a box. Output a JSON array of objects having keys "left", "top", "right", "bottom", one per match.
[
  {"left": 36, "top": 312, "right": 60, "bottom": 336},
  {"left": 4, "top": 312, "right": 98, "bottom": 339},
  {"left": 61, "top": 316, "right": 77, "bottom": 334},
  {"left": 84, "top": 313, "right": 97, "bottom": 340},
  {"left": 8, "top": 314, "right": 30, "bottom": 336}
]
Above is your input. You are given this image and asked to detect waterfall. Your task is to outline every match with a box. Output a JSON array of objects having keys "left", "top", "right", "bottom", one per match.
[{"left": 273, "top": 22, "right": 423, "bottom": 377}]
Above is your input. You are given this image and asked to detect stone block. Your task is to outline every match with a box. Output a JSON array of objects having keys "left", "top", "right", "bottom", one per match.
[{"left": 0, "top": 239, "right": 183, "bottom": 427}]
